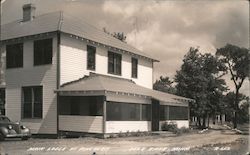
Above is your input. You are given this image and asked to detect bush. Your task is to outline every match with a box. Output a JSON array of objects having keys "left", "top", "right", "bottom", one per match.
[
  {"left": 161, "top": 122, "right": 190, "bottom": 135},
  {"left": 161, "top": 122, "right": 178, "bottom": 132}
]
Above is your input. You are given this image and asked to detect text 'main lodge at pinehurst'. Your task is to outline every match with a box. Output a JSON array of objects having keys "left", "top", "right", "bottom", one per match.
[{"left": 0, "top": 4, "right": 194, "bottom": 137}]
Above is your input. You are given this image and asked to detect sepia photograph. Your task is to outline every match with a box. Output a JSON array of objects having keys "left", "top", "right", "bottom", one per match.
[{"left": 0, "top": 0, "right": 249, "bottom": 154}]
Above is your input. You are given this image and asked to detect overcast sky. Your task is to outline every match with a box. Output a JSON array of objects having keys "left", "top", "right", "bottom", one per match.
[{"left": 1, "top": 0, "right": 249, "bottom": 95}]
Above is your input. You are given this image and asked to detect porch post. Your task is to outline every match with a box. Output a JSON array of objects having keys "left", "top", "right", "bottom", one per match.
[{"left": 103, "top": 96, "right": 106, "bottom": 134}]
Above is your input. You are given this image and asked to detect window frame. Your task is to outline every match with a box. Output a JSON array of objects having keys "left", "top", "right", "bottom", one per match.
[
  {"left": 22, "top": 86, "right": 43, "bottom": 119},
  {"left": 87, "top": 45, "right": 96, "bottom": 71},
  {"left": 108, "top": 51, "right": 122, "bottom": 76},
  {"left": 6, "top": 43, "right": 23, "bottom": 69},
  {"left": 131, "top": 57, "right": 138, "bottom": 78},
  {"left": 33, "top": 38, "right": 53, "bottom": 66}
]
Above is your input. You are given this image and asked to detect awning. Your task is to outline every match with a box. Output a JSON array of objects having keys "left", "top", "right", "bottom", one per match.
[{"left": 56, "top": 73, "right": 194, "bottom": 105}]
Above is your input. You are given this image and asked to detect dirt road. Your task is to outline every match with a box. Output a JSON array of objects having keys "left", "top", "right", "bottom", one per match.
[{"left": 0, "top": 129, "right": 249, "bottom": 155}]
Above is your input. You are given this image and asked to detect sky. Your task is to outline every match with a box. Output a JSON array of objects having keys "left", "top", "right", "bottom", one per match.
[{"left": 1, "top": 0, "right": 249, "bottom": 95}]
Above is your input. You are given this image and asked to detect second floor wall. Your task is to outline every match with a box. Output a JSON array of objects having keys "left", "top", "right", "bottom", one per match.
[
  {"left": 1, "top": 34, "right": 58, "bottom": 88},
  {"left": 0, "top": 32, "right": 154, "bottom": 89},
  {"left": 60, "top": 33, "right": 153, "bottom": 89}
]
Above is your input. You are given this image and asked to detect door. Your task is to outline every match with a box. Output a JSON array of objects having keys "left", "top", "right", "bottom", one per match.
[{"left": 151, "top": 99, "right": 160, "bottom": 131}]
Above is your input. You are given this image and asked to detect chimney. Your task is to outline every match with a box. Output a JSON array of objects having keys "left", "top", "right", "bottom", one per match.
[{"left": 22, "top": 4, "right": 36, "bottom": 22}]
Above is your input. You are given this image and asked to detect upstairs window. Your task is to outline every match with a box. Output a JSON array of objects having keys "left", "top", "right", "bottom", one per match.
[
  {"left": 131, "top": 58, "right": 138, "bottom": 78},
  {"left": 34, "top": 38, "right": 52, "bottom": 66},
  {"left": 87, "top": 45, "right": 96, "bottom": 70},
  {"left": 22, "top": 86, "right": 43, "bottom": 119},
  {"left": 6, "top": 43, "right": 23, "bottom": 68},
  {"left": 108, "top": 51, "right": 122, "bottom": 75}
]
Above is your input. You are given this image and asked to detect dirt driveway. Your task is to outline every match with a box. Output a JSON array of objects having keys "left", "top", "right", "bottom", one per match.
[{"left": 0, "top": 129, "right": 249, "bottom": 155}]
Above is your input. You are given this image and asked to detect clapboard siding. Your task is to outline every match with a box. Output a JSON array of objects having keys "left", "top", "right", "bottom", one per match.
[
  {"left": 106, "top": 121, "right": 151, "bottom": 133},
  {"left": 59, "top": 115, "right": 103, "bottom": 133},
  {"left": 5, "top": 35, "right": 58, "bottom": 134},
  {"left": 60, "top": 34, "right": 153, "bottom": 88}
]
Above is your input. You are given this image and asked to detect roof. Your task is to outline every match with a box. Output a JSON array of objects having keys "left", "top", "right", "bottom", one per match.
[
  {"left": 57, "top": 73, "right": 194, "bottom": 104},
  {"left": 1, "top": 11, "right": 158, "bottom": 61}
]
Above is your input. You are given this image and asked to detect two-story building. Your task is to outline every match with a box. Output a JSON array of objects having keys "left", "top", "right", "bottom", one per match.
[{"left": 0, "top": 4, "right": 194, "bottom": 137}]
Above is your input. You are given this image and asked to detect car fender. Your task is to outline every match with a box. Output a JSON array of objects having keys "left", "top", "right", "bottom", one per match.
[
  {"left": 0, "top": 127, "right": 9, "bottom": 136},
  {"left": 21, "top": 128, "right": 31, "bottom": 134}
]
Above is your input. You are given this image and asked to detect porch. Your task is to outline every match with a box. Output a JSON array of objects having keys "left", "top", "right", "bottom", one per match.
[{"left": 56, "top": 73, "right": 193, "bottom": 135}]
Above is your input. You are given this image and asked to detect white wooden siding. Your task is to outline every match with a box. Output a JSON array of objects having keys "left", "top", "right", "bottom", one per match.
[
  {"left": 60, "top": 34, "right": 153, "bottom": 88},
  {"left": 59, "top": 115, "right": 103, "bottom": 133},
  {"left": 5, "top": 35, "right": 58, "bottom": 134},
  {"left": 106, "top": 121, "right": 151, "bottom": 133}
]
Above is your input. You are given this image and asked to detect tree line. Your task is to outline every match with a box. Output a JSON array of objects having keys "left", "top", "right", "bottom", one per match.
[{"left": 154, "top": 44, "right": 249, "bottom": 129}]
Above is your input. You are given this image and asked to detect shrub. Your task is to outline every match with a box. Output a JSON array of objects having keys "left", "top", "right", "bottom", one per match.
[
  {"left": 161, "top": 122, "right": 178, "bottom": 132},
  {"left": 161, "top": 122, "right": 190, "bottom": 135}
]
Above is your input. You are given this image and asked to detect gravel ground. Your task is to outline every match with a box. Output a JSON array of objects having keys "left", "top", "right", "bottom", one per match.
[{"left": 0, "top": 128, "right": 249, "bottom": 155}]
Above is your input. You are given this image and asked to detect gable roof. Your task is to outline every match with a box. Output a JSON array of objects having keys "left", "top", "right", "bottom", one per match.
[
  {"left": 1, "top": 11, "right": 158, "bottom": 61},
  {"left": 57, "top": 73, "right": 194, "bottom": 104}
]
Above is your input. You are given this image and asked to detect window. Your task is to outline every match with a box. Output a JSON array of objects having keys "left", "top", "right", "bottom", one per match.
[
  {"left": 0, "top": 89, "right": 5, "bottom": 115},
  {"left": 59, "top": 96, "right": 103, "bottom": 116},
  {"left": 107, "top": 102, "right": 151, "bottom": 121},
  {"left": 108, "top": 51, "right": 122, "bottom": 75},
  {"left": 160, "top": 105, "right": 169, "bottom": 120},
  {"left": 34, "top": 38, "right": 52, "bottom": 66},
  {"left": 22, "top": 86, "right": 43, "bottom": 118},
  {"left": 169, "top": 106, "right": 188, "bottom": 120},
  {"left": 6, "top": 43, "right": 23, "bottom": 68},
  {"left": 131, "top": 58, "right": 138, "bottom": 78},
  {"left": 141, "top": 104, "right": 151, "bottom": 121},
  {"left": 160, "top": 105, "right": 188, "bottom": 120},
  {"left": 87, "top": 45, "right": 96, "bottom": 70}
]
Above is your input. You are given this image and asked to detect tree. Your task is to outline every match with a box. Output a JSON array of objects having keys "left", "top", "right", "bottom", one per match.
[
  {"left": 216, "top": 44, "right": 250, "bottom": 128},
  {"left": 103, "top": 27, "right": 127, "bottom": 42},
  {"left": 153, "top": 76, "right": 176, "bottom": 94},
  {"left": 112, "top": 32, "right": 127, "bottom": 42},
  {"left": 175, "top": 47, "right": 227, "bottom": 128},
  {"left": 222, "top": 92, "right": 249, "bottom": 124}
]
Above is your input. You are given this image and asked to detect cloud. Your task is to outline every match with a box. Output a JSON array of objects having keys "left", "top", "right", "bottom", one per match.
[{"left": 2, "top": 0, "right": 249, "bottom": 95}]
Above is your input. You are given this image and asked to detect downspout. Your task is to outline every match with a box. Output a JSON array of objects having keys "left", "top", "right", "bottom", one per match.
[{"left": 56, "top": 11, "right": 63, "bottom": 137}]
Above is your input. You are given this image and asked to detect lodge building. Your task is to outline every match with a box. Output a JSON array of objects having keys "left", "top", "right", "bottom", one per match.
[{"left": 0, "top": 4, "right": 194, "bottom": 137}]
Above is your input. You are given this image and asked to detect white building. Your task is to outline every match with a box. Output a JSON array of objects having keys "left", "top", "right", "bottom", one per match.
[{"left": 0, "top": 4, "right": 193, "bottom": 137}]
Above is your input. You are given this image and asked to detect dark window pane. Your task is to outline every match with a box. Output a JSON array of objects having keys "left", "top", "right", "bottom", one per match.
[
  {"left": 22, "top": 86, "right": 43, "bottom": 118},
  {"left": 115, "top": 54, "right": 121, "bottom": 75},
  {"left": 33, "top": 87, "right": 42, "bottom": 118},
  {"left": 169, "top": 106, "right": 188, "bottom": 120},
  {"left": 108, "top": 52, "right": 114, "bottom": 73},
  {"left": 142, "top": 104, "right": 151, "bottom": 121},
  {"left": 107, "top": 102, "right": 141, "bottom": 121},
  {"left": 23, "top": 87, "right": 32, "bottom": 118},
  {"left": 23, "top": 88, "right": 32, "bottom": 103},
  {"left": 132, "top": 58, "right": 138, "bottom": 78},
  {"left": 160, "top": 105, "right": 169, "bottom": 120},
  {"left": 87, "top": 45, "right": 96, "bottom": 70},
  {"left": 6, "top": 43, "right": 23, "bottom": 68},
  {"left": 23, "top": 102, "right": 32, "bottom": 118},
  {"left": 59, "top": 96, "right": 103, "bottom": 116},
  {"left": 70, "top": 102, "right": 80, "bottom": 115},
  {"left": 0, "top": 89, "right": 5, "bottom": 115},
  {"left": 108, "top": 51, "right": 122, "bottom": 75},
  {"left": 34, "top": 38, "right": 52, "bottom": 66}
]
